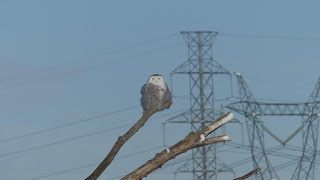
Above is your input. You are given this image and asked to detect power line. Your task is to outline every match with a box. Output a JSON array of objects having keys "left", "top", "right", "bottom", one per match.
[
  {"left": 0, "top": 123, "right": 132, "bottom": 159},
  {"left": 220, "top": 32, "right": 320, "bottom": 41},
  {"left": 0, "top": 105, "right": 140, "bottom": 143},
  {"left": 28, "top": 146, "right": 163, "bottom": 180},
  {"left": 0, "top": 32, "right": 179, "bottom": 92},
  {"left": 0, "top": 109, "right": 187, "bottom": 159},
  {"left": 22, "top": 109, "right": 188, "bottom": 180},
  {"left": 1, "top": 96, "right": 185, "bottom": 144}
]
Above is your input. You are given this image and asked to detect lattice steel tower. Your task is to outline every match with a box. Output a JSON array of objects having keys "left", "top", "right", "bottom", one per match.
[
  {"left": 167, "top": 31, "right": 232, "bottom": 180},
  {"left": 227, "top": 74, "right": 320, "bottom": 180}
]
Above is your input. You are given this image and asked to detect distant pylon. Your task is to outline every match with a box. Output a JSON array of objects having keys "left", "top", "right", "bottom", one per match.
[
  {"left": 166, "top": 31, "right": 233, "bottom": 180},
  {"left": 227, "top": 74, "right": 320, "bottom": 180},
  {"left": 291, "top": 77, "right": 320, "bottom": 180}
]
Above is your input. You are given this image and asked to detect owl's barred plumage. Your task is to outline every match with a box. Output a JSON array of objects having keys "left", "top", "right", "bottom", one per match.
[{"left": 140, "top": 74, "right": 172, "bottom": 112}]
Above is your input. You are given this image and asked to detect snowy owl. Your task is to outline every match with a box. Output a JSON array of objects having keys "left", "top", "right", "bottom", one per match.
[{"left": 140, "top": 74, "right": 172, "bottom": 112}]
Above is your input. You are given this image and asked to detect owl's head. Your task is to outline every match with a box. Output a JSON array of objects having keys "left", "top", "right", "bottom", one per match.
[{"left": 147, "top": 74, "right": 166, "bottom": 89}]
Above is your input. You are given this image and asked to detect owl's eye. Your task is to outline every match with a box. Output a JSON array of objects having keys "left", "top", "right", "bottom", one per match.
[
  {"left": 152, "top": 77, "right": 155, "bottom": 80},
  {"left": 158, "top": 77, "right": 161, "bottom": 80}
]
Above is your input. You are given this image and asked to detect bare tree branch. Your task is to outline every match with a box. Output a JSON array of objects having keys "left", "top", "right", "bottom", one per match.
[
  {"left": 234, "top": 168, "right": 261, "bottom": 180},
  {"left": 85, "top": 102, "right": 172, "bottom": 180},
  {"left": 121, "top": 112, "right": 233, "bottom": 180}
]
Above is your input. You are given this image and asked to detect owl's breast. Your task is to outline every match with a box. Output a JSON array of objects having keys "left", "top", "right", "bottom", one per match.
[{"left": 159, "top": 89, "right": 164, "bottom": 98}]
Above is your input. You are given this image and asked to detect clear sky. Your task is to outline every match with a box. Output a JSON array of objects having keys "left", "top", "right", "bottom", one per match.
[{"left": 0, "top": 0, "right": 320, "bottom": 179}]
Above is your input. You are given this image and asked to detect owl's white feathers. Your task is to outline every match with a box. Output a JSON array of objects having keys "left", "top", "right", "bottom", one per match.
[
  {"left": 147, "top": 75, "right": 166, "bottom": 90},
  {"left": 140, "top": 74, "right": 172, "bottom": 112}
]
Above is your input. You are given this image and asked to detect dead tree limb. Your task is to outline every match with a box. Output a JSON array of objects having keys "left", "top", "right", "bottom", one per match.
[
  {"left": 121, "top": 112, "right": 233, "bottom": 180},
  {"left": 234, "top": 168, "right": 261, "bottom": 180},
  {"left": 85, "top": 102, "right": 171, "bottom": 180}
]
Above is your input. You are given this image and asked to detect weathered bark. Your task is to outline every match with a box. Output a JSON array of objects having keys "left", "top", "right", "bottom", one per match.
[{"left": 121, "top": 112, "right": 233, "bottom": 180}]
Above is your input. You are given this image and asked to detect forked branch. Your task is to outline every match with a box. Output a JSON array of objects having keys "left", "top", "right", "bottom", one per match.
[{"left": 121, "top": 112, "right": 233, "bottom": 180}]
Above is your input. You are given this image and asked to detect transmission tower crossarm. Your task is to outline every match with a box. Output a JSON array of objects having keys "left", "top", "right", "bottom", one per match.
[{"left": 227, "top": 102, "right": 314, "bottom": 116}]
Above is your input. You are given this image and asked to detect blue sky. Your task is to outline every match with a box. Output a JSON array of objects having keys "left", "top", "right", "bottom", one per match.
[{"left": 0, "top": 0, "right": 320, "bottom": 179}]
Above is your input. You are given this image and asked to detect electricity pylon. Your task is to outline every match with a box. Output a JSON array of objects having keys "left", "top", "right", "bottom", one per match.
[
  {"left": 227, "top": 73, "right": 320, "bottom": 180},
  {"left": 166, "top": 31, "right": 233, "bottom": 180}
]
